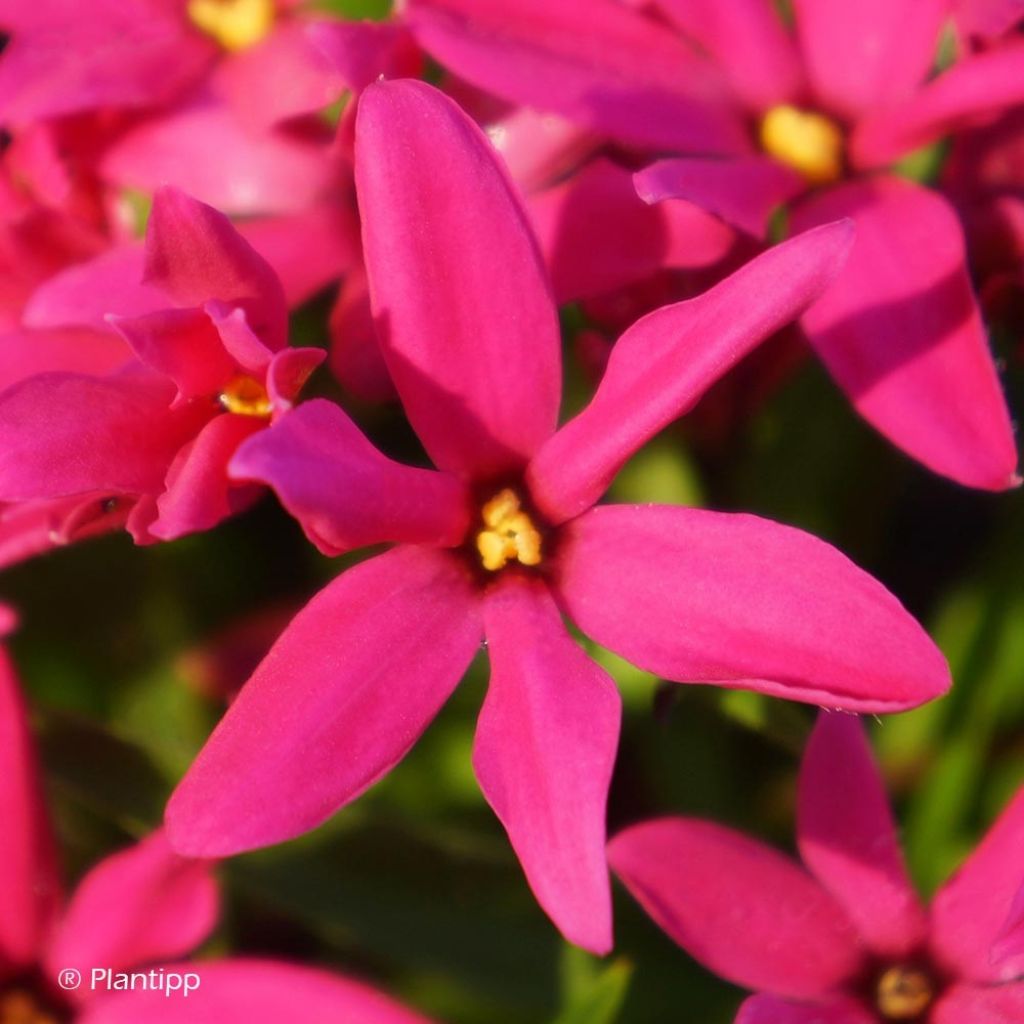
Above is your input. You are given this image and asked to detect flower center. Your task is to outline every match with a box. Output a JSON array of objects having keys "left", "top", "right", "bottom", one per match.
[
  {"left": 475, "top": 488, "right": 543, "bottom": 572},
  {"left": 187, "top": 0, "right": 275, "bottom": 51},
  {"left": 875, "top": 965, "right": 935, "bottom": 1020},
  {"left": 760, "top": 104, "right": 844, "bottom": 185},
  {"left": 0, "top": 988, "right": 61, "bottom": 1024},
  {"left": 218, "top": 375, "right": 272, "bottom": 418}
]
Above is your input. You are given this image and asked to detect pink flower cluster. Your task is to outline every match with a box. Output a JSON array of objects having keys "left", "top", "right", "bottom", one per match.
[{"left": 0, "top": 1, "right": 1021, "bottom": 1021}]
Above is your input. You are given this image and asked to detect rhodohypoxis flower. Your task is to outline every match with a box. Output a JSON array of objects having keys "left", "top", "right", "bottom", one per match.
[
  {"left": 166, "top": 80, "right": 950, "bottom": 954},
  {"left": 404, "top": 0, "right": 1024, "bottom": 491},
  {"left": 0, "top": 186, "right": 323, "bottom": 544},
  {"left": 0, "top": 625, "right": 435, "bottom": 1024},
  {"left": 609, "top": 713, "right": 1024, "bottom": 1023}
]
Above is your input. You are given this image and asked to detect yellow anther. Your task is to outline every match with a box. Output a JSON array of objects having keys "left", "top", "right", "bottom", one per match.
[
  {"left": 760, "top": 104, "right": 844, "bottom": 185},
  {"left": 219, "top": 375, "right": 272, "bottom": 418},
  {"left": 476, "top": 488, "right": 543, "bottom": 572},
  {"left": 0, "top": 989, "right": 59, "bottom": 1024},
  {"left": 876, "top": 966, "right": 934, "bottom": 1020},
  {"left": 187, "top": 0, "right": 275, "bottom": 51}
]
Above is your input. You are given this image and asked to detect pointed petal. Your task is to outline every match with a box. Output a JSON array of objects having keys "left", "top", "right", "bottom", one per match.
[
  {"left": 475, "top": 576, "right": 619, "bottom": 953},
  {"left": 931, "top": 787, "right": 1024, "bottom": 982},
  {"left": 852, "top": 42, "right": 1024, "bottom": 167},
  {"left": 355, "top": 79, "right": 561, "bottom": 478},
  {"left": 529, "top": 157, "right": 735, "bottom": 304},
  {"left": 737, "top": 994, "right": 877, "bottom": 1024},
  {"left": 527, "top": 221, "right": 854, "bottom": 523},
  {"left": 792, "top": 0, "right": 949, "bottom": 120},
  {"left": 166, "top": 547, "right": 482, "bottom": 856},
  {"left": 148, "top": 414, "right": 264, "bottom": 542},
  {"left": 634, "top": 156, "right": 805, "bottom": 239},
  {"left": 798, "top": 714, "right": 928, "bottom": 956},
  {"left": 405, "top": 0, "right": 749, "bottom": 155},
  {"left": 655, "top": 0, "right": 804, "bottom": 111},
  {"left": 229, "top": 400, "right": 470, "bottom": 556},
  {"left": 145, "top": 187, "right": 288, "bottom": 351},
  {"left": 793, "top": 176, "right": 1018, "bottom": 491},
  {"left": 43, "top": 831, "right": 217, "bottom": 979},
  {"left": 932, "top": 982, "right": 1024, "bottom": 1024},
  {"left": 554, "top": 505, "right": 950, "bottom": 712},
  {"left": 0, "top": 646, "right": 59, "bottom": 967},
  {"left": 77, "top": 959, "right": 435, "bottom": 1024},
  {"left": 609, "top": 818, "right": 862, "bottom": 997}
]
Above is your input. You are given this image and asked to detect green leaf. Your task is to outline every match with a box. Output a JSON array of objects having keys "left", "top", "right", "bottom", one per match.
[{"left": 553, "top": 946, "right": 633, "bottom": 1024}]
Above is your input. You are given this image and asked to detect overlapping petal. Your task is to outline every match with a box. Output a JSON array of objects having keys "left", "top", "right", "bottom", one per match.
[
  {"left": 355, "top": 79, "right": 561, "bottom": 478},
  {"left": 931, "top": 982, "right": 1024, "bottom": 1023},
  {"left": 554, "top": 505, "right": 950, "bottom": 712},
  {"left": 527, "top": 221, "right": 854, "bottom": 522},
  {"left": 736, "top": 994, "right": 877, "bottom": 1024},
  {"left": 166, "top": 546, "right": 482, "bottom": 856},
  {"left": 475, "top": 576, "right": 619, "bottom": 954}
]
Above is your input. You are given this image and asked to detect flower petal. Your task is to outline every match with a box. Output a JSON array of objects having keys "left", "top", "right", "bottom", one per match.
[
  {"left": 78, "top": 959, "right": 436, "bottom": 1024},
  {"left": 0, "top": 646, "right": 59, "bottom": 968},
  {"left": 792, "top": 175, "right": 1018, "bottom": 491},
  {"left": 609, "top": 817, "right": 862, "bottom": 997},
  {"left": 798, "top": 713, "right": 928, "bottom": 956},
  {"left": 475, "top": 576, "right": 619, "bottom": 953},
  {"left": 852, "top": 42, "right": 1024, "bottom": 167},
  {"left": 554, "top": 505, "right": 950, "bottom": 712},
  {"left": 355, "top": 79, "right": 561, "bottom": 478},
  {"left": 405, "top": 0, "right": 749, "bottom": 155},
  {"left": 954, "top": 0, "right": 1024, "bottom": 38},
  {"left": 43, "top": 831, "right": 217, "bottom": 981},
  {"left": 792, "top": 0, "right": 949, "bottom": 120},
  {"left": 166, "top": 546, "right": 482, "bottom": 856},
  {"left": 736, "top": 994, "right": 877, "bottom": 1024},
  {"left": 229, "top": 400, "right": 470, "bottom": 556},
  {"left": 527, "top": 220, "right": 854, "bottom": 523},
  {"left": 144, "top": 187, "right": 288, "bottom": 351},
  {"left": 0, "top": 327, "right": 132, "bottom": 392},
  {"left": 931, "top": 787, "right": 1024, "bottom": 982},
  {"left": 265, "top": 347, "right": 325, "bottom": 413},
  {"left": 931, "top": 982, "right": 1024, "bottom": 1024}
]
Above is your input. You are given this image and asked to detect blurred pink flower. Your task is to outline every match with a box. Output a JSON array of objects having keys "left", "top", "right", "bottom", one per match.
[
  {"left": 404, "top": 0, "right": 1024, "bottom": 490},
  {"left": 0, "top": 186, "right": 323, "bottom": 543},
  {"left": 610, "top": 712, "right": 1024, "bottom": 1023},
  {"left": 166, "top": 80, "right": 951, "bottom": 955},
  {"left": 0, "top": 629, "right": 436, "bottom": 1024}
]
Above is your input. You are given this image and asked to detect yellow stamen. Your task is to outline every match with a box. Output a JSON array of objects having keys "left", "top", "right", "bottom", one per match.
[
  {"left": 187, "top": 0, "right": 275, "bottom": 51},
  {"left": 876, "top": 966, "right": 934, "bottom": 1020},
  {"left": 476, "top": 488, "right": 543, "bottom": 572},
  {"left": 219, "top": 375, "right": 272, "bottom": 418},
  {"left": 0, "top": 989, "right": 59, "bottom": 1024},
  {"left": 760, "top": 104, "right": 844, "bottom": 185}
]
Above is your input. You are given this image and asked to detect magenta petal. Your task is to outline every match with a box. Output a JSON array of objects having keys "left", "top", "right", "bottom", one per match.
[
  {"left": 77, "top": 959, "right": 436, "bottom": 1024},
  {"left": 931, "top": 787, "right": 1024, "bottom": 982},
  {"left": 792, "top": 0, "right": 949, "bottom": 120},
  {"left": 798, "top": 714, "right": 928, "bottom": 956},
  {"left": 265, "top": 347, "right": 325, "bottom": 412},
  {"left": 954, "top": 0, "right": 1024, "bottom": 38},
  {"left": 931, "top": 982, "right": 1024, "bottom": 1024},
  {"left": 229, "top": 400, "right": 470, "bottom": 556},
  {"left": 166, "top": 547, "right": 482, "bottom": 856},
  {"left": 736, "top": 994, "right": 877, "bottom": 1024},
  {"left": 475, "top": 576, "right": 619, "bottom": 953},
  {"left": 530, "top": 157, "right": 734, "bottom": 304},
  {"left": 0, "top": 327, "right": 132, "bottom": 392},
  {"left": 555, "top": 505, "right": 950, "bottom": 712},
  {"left": 992, "top": 883, "right": 1024, "bottom": 964},
  {"left": 634, "top": 156, "right": 805, "bottom": 239},
  {"left": 145, "top": 187, "right": 288, "bottom": 351},
  {"left": 527, "top": 220, "right": 854, "bottom": 523},
  {"left": 405, "top": 0, "right": 749, "bottom": 155},
  {"left": 308, "top": 18, "right": 421, "bottom": 93},
  {"left": 793, "top": 176, "right": 1018, "bottom": 491},
  {"left": 0, "top": 646, "right": 59, "bottom": 967},
  {"left": 43, "top": 831, "right": 217, "bottom": 980},
  {"left": 328, "top": 267, "right": 396, "bottom": 403},
  {"left": 355, "top": 79, "right": 561, "bottom": 478},
  {"left": 609, "top": 817, "right": 862, "bottom": 997},
  {"left": 655, "top": 0, "right": 804, "bottom": 111},
  {"left": 852, "top": 42, "right": 1024, "bottom": 167}
]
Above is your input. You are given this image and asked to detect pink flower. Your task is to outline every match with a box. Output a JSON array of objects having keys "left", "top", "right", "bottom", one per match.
[
  {"left": 404, "top": 0, "right": 1023, "bottom": 490},
  {"left": 165, "top": 80, "right": 950, "bottom": 955},
  {"left": 0, "top": 186, "right": 323, "bottom": 543},
  {"left": 609, "top": 712, "right": 1024, "bottom": 1023},
  {"left": 0, "top": 627, "right": 436, "bottom": 1024}
]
